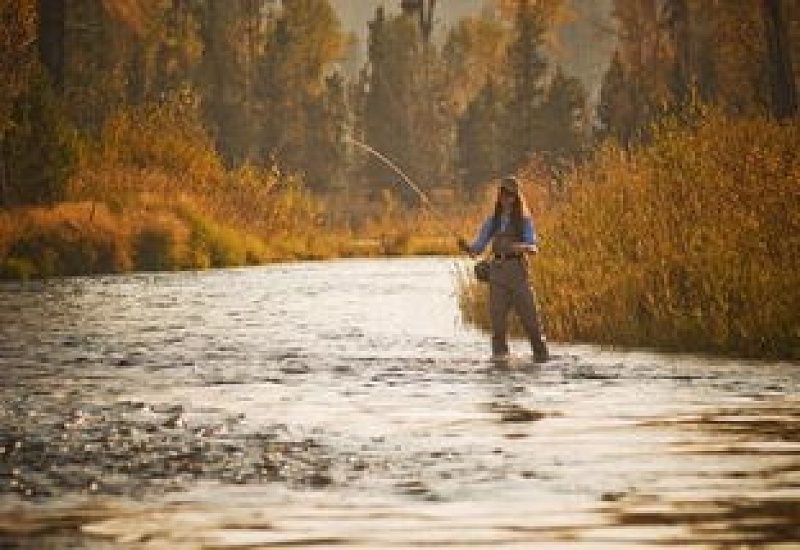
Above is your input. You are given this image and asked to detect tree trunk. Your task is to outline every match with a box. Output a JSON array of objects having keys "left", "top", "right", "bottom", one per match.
[
  {"left": 37, "top": 0, "right": 66, "bottom": 92},
  {"left": 666, "top": 0, "right": 692, "bottom": 105},
  {"left": 762, "top": 0, "right": 797, "bottom": 119}
]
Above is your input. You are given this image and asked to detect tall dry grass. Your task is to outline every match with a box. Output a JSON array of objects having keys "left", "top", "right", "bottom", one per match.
[{"left": 459, "top": 113, "right": 799, "bottom": 360}]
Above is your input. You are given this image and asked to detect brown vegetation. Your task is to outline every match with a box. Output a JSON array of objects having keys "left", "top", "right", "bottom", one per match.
[{"left": 459, "top": 112, "right": 800, "bottom": 360}]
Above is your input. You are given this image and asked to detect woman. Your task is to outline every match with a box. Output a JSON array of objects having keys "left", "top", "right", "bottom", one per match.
[{"left": 458, "top": 176, "right": 550, "bottom": 363}]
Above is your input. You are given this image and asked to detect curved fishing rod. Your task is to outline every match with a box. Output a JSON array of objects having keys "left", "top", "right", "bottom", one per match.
[{"left": 344, "top": 135, "right": 450, "bottom": 227}]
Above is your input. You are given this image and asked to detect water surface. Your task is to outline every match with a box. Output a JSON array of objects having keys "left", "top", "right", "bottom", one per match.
[{"left": 0, "top": 258, "right": 797, "bottom": 549}]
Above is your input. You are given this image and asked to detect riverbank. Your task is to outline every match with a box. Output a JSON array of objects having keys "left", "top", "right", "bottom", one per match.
[
  {"left": 0, "top": 95, "right": 474, "bottom": 281},
  {"left": 458, "top": 113, "right": 800, "bottom": 361},
  {"left": 3, "top": 109, "right": 797, "bottom": 361},
  {"left": 0, "top": 197, "right": 462, "bottom": 280}
]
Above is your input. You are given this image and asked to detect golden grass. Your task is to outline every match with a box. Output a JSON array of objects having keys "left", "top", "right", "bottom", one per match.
[
  {"left": 459, "top": 113, "right": 800, "bottom": 360},
  {"left": 0, "top": 96, "right": 480, "bottom": 280}
]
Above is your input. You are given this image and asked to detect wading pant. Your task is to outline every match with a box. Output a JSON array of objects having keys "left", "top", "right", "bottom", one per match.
[{"left": 489, "top": 258, "right": 548, "bottom": 358}]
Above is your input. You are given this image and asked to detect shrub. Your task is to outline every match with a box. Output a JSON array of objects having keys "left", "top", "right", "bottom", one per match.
[
  {"left": 0, "top": 202, "right": 131, "bottom": 278},
  {"left": 132, "top": 213, "right": 191, "bottom": 272}
]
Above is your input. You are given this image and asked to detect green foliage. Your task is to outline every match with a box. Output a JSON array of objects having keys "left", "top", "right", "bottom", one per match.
[
  {"left": 503, "top": 0, "right": 551, "bottom": 171},
  {"left": 457, "top": 77, "right": 507, "bottom": 191},
  {"left": 357, "top": 7, "right": 454, "bottom": 198}
]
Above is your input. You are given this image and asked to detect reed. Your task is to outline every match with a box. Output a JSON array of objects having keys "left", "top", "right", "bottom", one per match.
[{"left": 459, "top": 113, "right": 800, "bottom": 360}]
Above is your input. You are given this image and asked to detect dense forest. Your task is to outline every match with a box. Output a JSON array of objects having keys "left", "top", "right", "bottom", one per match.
[
  {"left": 6, "top": 0, "right": 795, "bottom": 204},
  {"left": 0, "top": 0, "right": 798, "bottom": 358}
]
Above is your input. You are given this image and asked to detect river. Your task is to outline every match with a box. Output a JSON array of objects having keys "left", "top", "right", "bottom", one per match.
[{"left": 0, "top": 257, "right": 797, "bottom": 549}]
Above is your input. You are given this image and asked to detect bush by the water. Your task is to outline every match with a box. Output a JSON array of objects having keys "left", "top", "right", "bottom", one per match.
[{"left": 460, "top": 113, "right": 799, "bottom": 360}]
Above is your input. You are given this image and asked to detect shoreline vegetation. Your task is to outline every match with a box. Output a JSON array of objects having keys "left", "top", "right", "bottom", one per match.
[
  {"left": 0, "top": 97, "right": 478, "bottom": 280},
  {"left": 1, "top": 105, "right": 797, "bottom": 361},
  {"left": 459, "top": 112, "right": 799, "bottom": 361}
]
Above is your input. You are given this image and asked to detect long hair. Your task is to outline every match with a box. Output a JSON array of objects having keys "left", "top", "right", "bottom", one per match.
[{"left": 490, "top": 187, "right": 531, "bottom": 238}]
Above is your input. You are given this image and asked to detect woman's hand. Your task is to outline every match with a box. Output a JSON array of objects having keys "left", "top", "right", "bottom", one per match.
[
  {"left": 457, "top": 237, "right": 473, "bottom": 256},
  {"left": 513, "top": 243, "right": 539, "bottom": 254}
]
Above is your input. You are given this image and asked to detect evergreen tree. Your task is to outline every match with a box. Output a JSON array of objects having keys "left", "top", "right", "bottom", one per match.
[
  {"left": 255, "top": 0, "right": 345, "bottom": 181},
  {"left": 0, "top": 0, "right": 78, "bottom": 207},
  {"left": 599, "top": 0, "right": 798, "bottom": 141},
  {"left": 605, "top": 0, "right": 673, "bottom": 141},
  {"left": 0, "top": 0, "right": 37, "bottom": 136},
  {"left": 359, "top": 7, "right": 418, "bottom": 199},
  {"left": 197, "top": 2, "right": 247, "bottom": 165},
  {"left": 305, "top": 71, "right": 351, "bottom": 192},
  {"left": 503, "top": 0, "right": 550, "bottom": 173},
  {"left": 0, "top": 0, "right": 38, "bottom": 206},
  {"left": 61, "top": 0, "right": 168, "bottom": 130},
  {"left": 457, "top": 77, "right": 506, "bottom": 192},
  {"left": 539, "top": 67, "right": 588, "bottom": 160},
  {"left": 597, "top": 50, "right": 636, "bottom": 144},
  {"left": 358, "top": 7, "right": 453, "bottom": 200},
  {"left": 662, "top": 0, "right": 692, "bottom": 105}
]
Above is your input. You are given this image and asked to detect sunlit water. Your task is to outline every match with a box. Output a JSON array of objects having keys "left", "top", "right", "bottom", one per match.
[{"left": 0, "top": 257, "right": 797, "bottom": 549}]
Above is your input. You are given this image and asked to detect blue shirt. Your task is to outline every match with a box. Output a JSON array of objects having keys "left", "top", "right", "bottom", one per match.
[{"left": 468, "top": 215, "right": 538, "bottom": 255}]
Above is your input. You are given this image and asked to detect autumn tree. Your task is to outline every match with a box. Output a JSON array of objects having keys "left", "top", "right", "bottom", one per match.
[
  {"left": 255, "top": 0, "right": 345, "bottom": 184},
  {"left": 599, "top": 0, "right": 798, "bottom": 142},
  {"left": 443, "top": 15, "right": 508, "bottom": 118}
]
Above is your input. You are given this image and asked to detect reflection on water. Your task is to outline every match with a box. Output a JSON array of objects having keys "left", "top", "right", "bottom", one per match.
[{"left": 0, "top": 258, "right": 797, "bottom": 549}]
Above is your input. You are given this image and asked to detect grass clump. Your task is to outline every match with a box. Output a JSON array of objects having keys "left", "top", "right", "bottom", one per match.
[{"left": 0, "top": 202, "right": 131, "bottom": 279}]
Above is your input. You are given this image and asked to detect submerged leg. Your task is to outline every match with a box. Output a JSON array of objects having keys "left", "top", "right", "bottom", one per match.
[
  {"left": 512, "top": 274, "right": 549, "bottom": 362},
  {"left": 489, "top": 281, "right": 512, "bottom": 357}
]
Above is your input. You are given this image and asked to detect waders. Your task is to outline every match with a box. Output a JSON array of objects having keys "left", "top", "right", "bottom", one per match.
[{"left": 487, "top": 224, "right": 549, "bottom": 362}]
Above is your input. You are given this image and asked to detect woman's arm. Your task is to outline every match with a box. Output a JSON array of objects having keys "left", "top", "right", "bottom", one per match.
[
  {"left": 512, "top": 217, "right": 540, "bottom": 254},
  {"left": 459, "top": 218, "right": 494, "bottom": 256}
]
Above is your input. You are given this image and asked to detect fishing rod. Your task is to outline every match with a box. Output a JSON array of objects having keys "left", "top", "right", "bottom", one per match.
[{"left": 344, "top": 135, "right": 451, "bottom": 228}]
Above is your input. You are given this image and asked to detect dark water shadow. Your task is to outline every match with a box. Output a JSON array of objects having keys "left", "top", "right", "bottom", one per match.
[{"left": 605, "top": 401, "right": 800, "bottom": 547}]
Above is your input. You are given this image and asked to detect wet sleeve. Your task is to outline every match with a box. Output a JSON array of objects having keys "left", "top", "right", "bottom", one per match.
[
  {"left": 468, "top": 218, "right": 494, "bottom": 255},
  {"left": 522, "top": 218, "right": 538, "bottom": 246}
]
